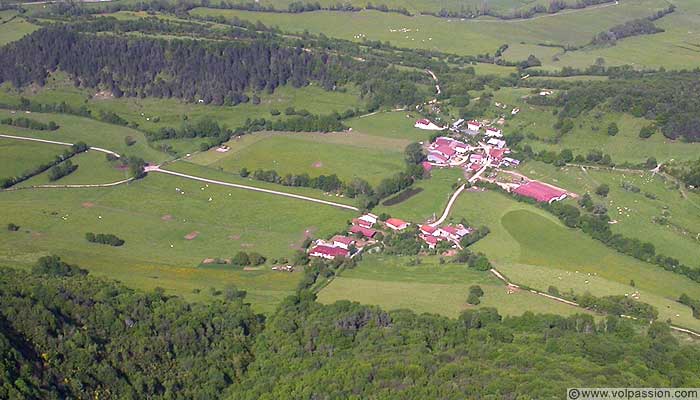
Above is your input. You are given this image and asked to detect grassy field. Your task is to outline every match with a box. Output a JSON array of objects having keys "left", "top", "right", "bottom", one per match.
[
  {"left": 0, "top": 11, "right": 38, "bottom": 46},
  {"left": 374, "top": 167, "right": 464, "bottom": 223},
  {"left": 161, "top": 160, "right": 361, "bottom": 206},
  {"left": 187, "top": 131, "right": 407, "bottom": 186},
  {"left": 0, "top": 172, "right": 355, "bottom": 313},
  {"left": 345, "top": 110, "right": 435, "bottom": 142},
  {"left": 317, "top": 254, "right": 589, "bottom": 318},
  {"left": 17, "top": 150, "right": 130, "bottom": 187},
  {"left": 191, "top": 0, "right": 670, "bottom": 56},
  {"left": 0, "top": 73, "right": 364, "bottom": 131},
  {"left": 446, "top": 190, "right": 700, "bottom": 330},
  {"left": 0, "top": 109, "right": 168, "bottom": 163},
  {"left": 519, "top": 161, "right": 700, "bottom": 267},
  {"left": 0, "top": 137, "right": 67, "bottom": 179}
]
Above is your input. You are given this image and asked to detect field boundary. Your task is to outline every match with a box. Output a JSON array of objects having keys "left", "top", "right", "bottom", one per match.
[
  {"left": 149, "top": 166, "right": 360, "bottom": 211},
  {"left": 0, "top": 133, "right": 122, "bottom": 158}
]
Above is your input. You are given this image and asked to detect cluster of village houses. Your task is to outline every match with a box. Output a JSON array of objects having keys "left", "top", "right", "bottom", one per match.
[
  {"left": 308, "top": 212, "right": 476, "bottom": 261},
  {"left": 305, "top": 116, "right": 570, "bottom": 262}
]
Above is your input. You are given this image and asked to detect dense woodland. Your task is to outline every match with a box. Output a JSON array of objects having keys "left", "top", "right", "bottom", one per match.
[{"left": 2, "top": 262, "right": 699, "bottom": 400}]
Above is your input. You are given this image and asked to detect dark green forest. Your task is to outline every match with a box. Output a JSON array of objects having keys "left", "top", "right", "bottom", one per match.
[{"left": 1, "top": 259, "right": 699, "bottom": 399}]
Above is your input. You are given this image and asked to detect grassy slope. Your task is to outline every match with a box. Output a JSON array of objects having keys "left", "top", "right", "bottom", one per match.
[
  {"left": 17, "top": 150, "right": 129, "bottom": 187},
  {"left": 187, "top": 131, "right": 407, "bottom": 186},
  {"left": 317, "top": 254, "right": 589, "bottom": 318},
  {"left": 191, "top": 0, "right": 668, "bottom": 55},
  {"left": 520, "top": 161, "right": 700, "bottom": 267},
  {"left": 0, "top": 109, "right": 168, "bottom": 163},
  {"left": 0, "top": 173, "right": 354, "bottom": 313},
  {"left": 0, "top": 137, "right": 66, "bottom": 178},
  {"left": 346, "top": 110, "right": 434, "bottom": 142},
  {"left": 448, "top": 189, "right": 700, "bottom": 331},
  {"left": 0, "top": 11, "right": 38, "bottom": 46}
]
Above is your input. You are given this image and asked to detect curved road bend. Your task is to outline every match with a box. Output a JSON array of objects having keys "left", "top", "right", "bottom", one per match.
[
  {"left": 147, "top": 166, "right": 360, "bottom": 212},
  {"left": 0, "top": 133, "right": 121, "bottom": 158}
]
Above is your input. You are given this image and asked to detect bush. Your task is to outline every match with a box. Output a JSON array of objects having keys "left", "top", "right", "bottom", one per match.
[
  {"left": 466, "top": 293, "right": 481, "bottom": 305},
  {"left": 48, "top": 160, "right": 78, "bottom": 181},
  {"left": 86, "top": 232, "right": 125, "bottom": 246},
  {"left": 639, "top": 125, "right": 656, "bottom": 139},
  {"left": 595, "top": 184, "right": 610, "bottom": 197},
  {"left": 232, "top": 251, "right": 251, "bottom": 266},
  {"left": 607, "top": 122, "right": 619, "bottom": 136},
  {"left": 32, "top": 255, "right": 87, "bottom": 277},
  {"left": 7, "top": 223, "right": 20, "bottom": 231},
  {"left": 248, "top": 252, "right": 266, "bottom": 266}
]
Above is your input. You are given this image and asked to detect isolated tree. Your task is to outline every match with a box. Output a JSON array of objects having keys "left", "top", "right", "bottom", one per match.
[{"left": 232, "top": 251, "right": 250, "bottom": 266}]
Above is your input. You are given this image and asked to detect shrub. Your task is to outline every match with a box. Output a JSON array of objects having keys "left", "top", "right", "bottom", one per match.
[
  {"left": 595, "top": 184, "right": 610, "bottom": 197},
  {"left": 232, "top": 251, "right": 251, "bottom": 266},
  {"left": 7, "top": 223, "right": 20, "bottom": 231},
  {"left": 85, "top": 232, "right": 125, "bottom": 246}
]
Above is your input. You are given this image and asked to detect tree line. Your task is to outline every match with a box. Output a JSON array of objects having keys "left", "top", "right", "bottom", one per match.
[
  {"left": 85, "top": 232, "right": 125, "bottom": 246},
  {"left": 0, "top": 116, "right": 58, "bottom": 131},
  {"left": 0, "top": 142, "right": 88, "bottom": 188}
]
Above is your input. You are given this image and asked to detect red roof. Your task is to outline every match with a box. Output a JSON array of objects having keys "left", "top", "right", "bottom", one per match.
[
  {"left": 386, "top": 218, "right": 408, "bottom": 229},
  {"left": 513, "top": 181, "right": 567, "bottom": 203},
  {"left": 349, "top": 225, "right": 377, "bottom": 238},
  {"left": 416, "top": 119, "right": 430, "bottom": 125},
  {"left": 468, "top": 120, "right": 480, "bottom": 126},
  {"left": 435, "top": 144, "right": 456, "bottom": 156},
  {"left": 310, "top": 245, "right": 349, "bottom": 258},
  {"left": 423, "top": 235, "right": 439, "bottom": 244},
  {"left": 421, "top": 161, "right": 433, "bottom": 172},
  {"left": 352, "top": 218, "right": 373, "bottom": 228},
  {"left": 489, "top": 148, "right": 506, "bottom": 160},
  {"left": 332, "top": 235, "right": 355, "bottom": 246},
  {"left": 469, "top": 163, "right": 482, "bottom": 171},
  {"left": 442, "top": 226, "right": 459, "bottom": 235},
  {"left": 435, "top": 137, "right": 453, "bottom": 146},
  {"left": 420, "top": 225, "right": 437, "bottom": 234}
]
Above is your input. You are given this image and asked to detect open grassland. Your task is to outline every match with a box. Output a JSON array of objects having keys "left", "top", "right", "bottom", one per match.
[
  {"left": 346, "top": 111, "right": 434, "bottom": 142},
  {"left": 17, "top": 150, "right": 129, "bottom": 187},
  {"left": 0, "top": 138, "right": 66, "bottom": 179},
  {"left": 489, "top": 87, "right": 561, "bottom": 140},
  {"left": 0, "top": 11, "right": 38, "bottom": 46},
  {"left": 519, "top": 161, "right": 700, "bottom": 267},
  {"left": 0, "top": 73, "right": 364, "bottom": 153},
  {"left": 0, "top": 109, "right": 168, "bottom": 162},
  {"left": 162, "top": 160, "right": 360, "bottom": 206},
  {"left": 0, "top": 173, "right": 354, "bottom": 312},
  {"left": 374, "top": 167, "right": 464, "bottom": 223},
  {"left": 317, "top": 254, "right": 589, "bottom": 318},
  {"left": 448, "top": 190, "right": 700, "bottom": 331},
  {"left": 192, "top": 0, "right": 669, "bottom": 56},
  {"left": 533, "top": 0, "right": 700, "bottom": 70},
  {"left": 187, "top": 131, "right": 407, "bottom": 186}
]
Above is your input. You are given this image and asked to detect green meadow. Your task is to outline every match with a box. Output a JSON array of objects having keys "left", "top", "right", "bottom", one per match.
[
  {"left": 446, "top": 189, "right": 700, "bottom": 331},
  {"left": 187, "top": 131, "right": 407, "bottom": 186},
  {"left": 0, "top": 137, "right": 66, "bottom": 179},
  {"left": 0, "top": 11, "right": 38, "bottom": 46},
  {"left": 191, "top": 0, "right": 669, "bottom": 56},
  {"left": 0, "top": 109, "right": 168, "bottom": 163},
  {"left": 17, "top": 150, "right": 130, "bottom": 187},
  {"left": 317, "top": 254, "right": 589, "bottom": 318},
  {"left": 519, "top": 161, "right": 700, "bottom": 267},
  {"left": 346, "top": 110, "right": 434, "bottom": 142},
  {"left": 374, "top": 167, "right": 464, "bottom": 223},
  {"left": 0, "top": 172, "right": 354, "bottom": 313}
]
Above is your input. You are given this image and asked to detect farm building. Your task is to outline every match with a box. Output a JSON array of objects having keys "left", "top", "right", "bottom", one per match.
[
  {"left": 451, "top": 118, "right": 465, "bottom": 130},
  {"left": 349, "top": 225, "right": 377, "bottom": 238},
  {"left": 467, "top": 120, "right": 481, "bottom": 132},
  {"left": 332, "top": 235, "right": 356, "bottom": 250},
  {"left": 427, "top": 152, "right": 449, "bottom": 164},
  {"left": 469, "top": 154, "right": 484, "bottom": 163},
  {"left": 513, "top": 181, "right": 567, "bottom": 203},
  {"left": 489, "top": 148, "right": 506, "bottom": 162},
  {"left": 309, "top": 244, "right": 349, "bottom": 260},
  {"left": 485, "top": 128, "right": 503, "bottom": 138},
  {"left": 385, "top": 218, "right": 409, "bottom": 231},
  {"left": 441, "top": 225, "right": 471, "bottom": 241},
  {"left": 352, "top": 218, "right": 374, "bottom": 229},
  {"left": 434, "top": 144, "right": 456, "bottom": 158},
  {"left": 414, "top": 119, "right": 445, "bottom": 130},
  {"left": 421, "top": 234, "right": 440, "bottom": 249},
  {"left": 487, "top": 138, "right": 506, "bottom": 149},
  {"left": 421, "top": 161, "right": 433, "bottom": 172},
  {"left": 358, "top": 213, "right": 378, "bottom": 226}
]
